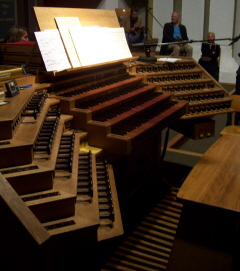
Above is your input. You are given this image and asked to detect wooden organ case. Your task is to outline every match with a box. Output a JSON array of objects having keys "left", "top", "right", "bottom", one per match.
[{"left": 0, "top": 7, "right": 234, "bottom": 271}]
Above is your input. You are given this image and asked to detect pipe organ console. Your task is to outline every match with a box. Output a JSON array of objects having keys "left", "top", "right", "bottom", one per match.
[
  {"left": 0, "top": 57, "right": 188, "bottom": 269},
  {"left": 47, "top": 64, "right": 187, "bottom": 156},
  {"left": 0, "top": 54, "right": 234, "bottom": 270},
  {"left": 0, "top": 6, "right": 235, "bottom": 270}
]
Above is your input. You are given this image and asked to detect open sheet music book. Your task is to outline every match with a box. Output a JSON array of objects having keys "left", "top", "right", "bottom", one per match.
[
  {"left": 69, "top": 26, "right": 132, "bottom": 66},
  {"left": 35, "top": 18, "right": 132, "bottom": 71}
]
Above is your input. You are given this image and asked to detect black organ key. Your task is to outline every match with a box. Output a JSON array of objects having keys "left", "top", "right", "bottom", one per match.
[
  {"left": 76, "top": 83, "right": 148, "bottom": 110},
  {"left": 34, "top": 115, "right": 59, "bottom": 155},
  {"left": 58, "top": 74, "right": 135, "bottom": 97},
  {"left": 77, "top": 151, "right": 93, "bottom": 197},
  {"left": 111, "top": 101, "right": 177, "bottom": 136},
  {"left": 92, "top": 92, "right": 163, "bottom": 122}
]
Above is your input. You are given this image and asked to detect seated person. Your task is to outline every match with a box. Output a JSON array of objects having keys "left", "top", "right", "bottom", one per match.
[
  {"left": 1, "top": 25, "right": 29, "bottom": 65},
  {"left": 160, "top": 11, "right": 192, "bottom": 57},
  {"left": 120, "top": 6, "right": 146, "bottom": 44},
  {"left": 198, "top": 32, "right": 220, "bottom": 81},
  {"left": 3, "top": 25, "right": 29, "bottom": 43}
]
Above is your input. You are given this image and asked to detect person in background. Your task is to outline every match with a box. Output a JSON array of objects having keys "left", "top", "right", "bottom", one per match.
[
  {"left": 198, "top": 32, "right": 220, "bottom": 81},
  {"left": 3, "top": 25, "right": 29, "bottom": 43},
  {"left": 120, "top": 6, "right": 146, "bottom": 44},
  {"left": 160, "top": 11, "right": 193, "bottom": 57}
]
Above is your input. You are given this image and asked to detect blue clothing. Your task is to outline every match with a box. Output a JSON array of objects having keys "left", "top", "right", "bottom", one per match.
[
  {"left": 125, "top": 33, "right": 147, "bottom": 44},
  {"left": 173, "top": 26, "right": 182, "bottom": 39},
  {"left": 121, "top": 15, "right": 146, "bottom": 45}
]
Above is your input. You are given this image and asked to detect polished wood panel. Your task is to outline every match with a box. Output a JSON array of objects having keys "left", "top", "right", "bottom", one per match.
[
  {"left": 0, "top": 173, "right": 50, "bottom": 245},
  {"left": 167, "top": 134, "right": 240, "bottom": 271},
  {"left": 34, "top": 7, "right": 120, "bottom": 30},
  {"left": 178, "top": 134, "right": 240, "bottom": 211},
  {"left": 0, "top": 98, "right": 60, "bottom": 168}
]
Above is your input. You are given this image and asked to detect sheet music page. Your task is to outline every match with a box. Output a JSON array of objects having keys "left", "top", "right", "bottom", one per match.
[
  {"left": 69, "top": 26, "right": 106, "bottom": 66},
  {"left": 69, "top": 26, "right": 132, "bottom": 66},
  {"left": 55, "top": 17, "right": 82, "bottom": 68},
  {"left": 35, "top": 29, "right": 71, "bottom": 72},
  {"left": 101, "top": 27, "right": 132, "bottom": 61},
  {"left": 157, "top": 57, "right": 181, "bottom": 63}
]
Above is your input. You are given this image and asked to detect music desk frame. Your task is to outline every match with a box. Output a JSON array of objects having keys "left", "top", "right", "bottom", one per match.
[{"left": 167, "top": 134, "right": 240, "bottom": 271}]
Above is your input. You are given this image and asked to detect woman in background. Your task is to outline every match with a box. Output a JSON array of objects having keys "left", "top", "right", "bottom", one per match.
[
  {"left": 1, "top": 25, "right": 29, "bottom": 64},
  {"left": 3, "top": 25, "right": 29, "bottom": 43},
  {"left": 198, "top": 32, "right": 220, "bottom": 81}
]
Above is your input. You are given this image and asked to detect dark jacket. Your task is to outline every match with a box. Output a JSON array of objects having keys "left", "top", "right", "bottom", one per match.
[
  {"left": 198, "top": 42, "right": 220, "bottom": 80},
  {"left": 120, "top": 16, "right": 143, "bottom": 34},
  {"left": 160, "top": 22, "right": 189, "bottom": 55},
  {"left": 200, "top": 42, "right": 220, "bottom": 60}
]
